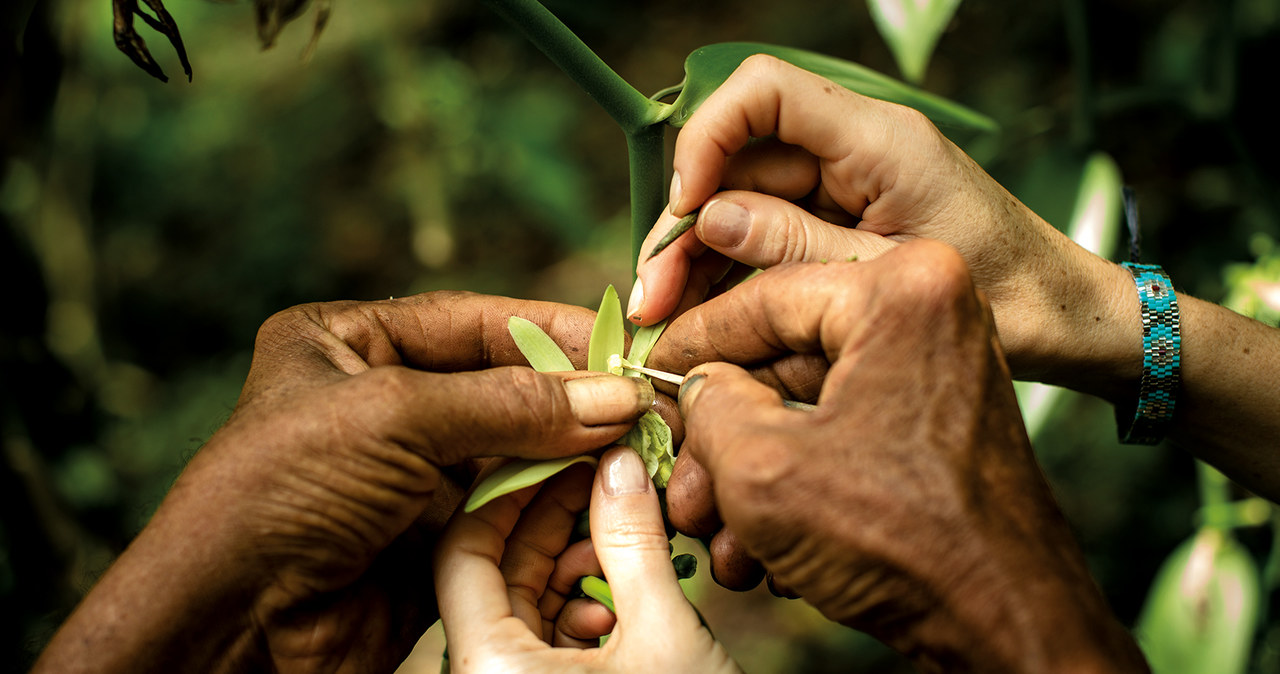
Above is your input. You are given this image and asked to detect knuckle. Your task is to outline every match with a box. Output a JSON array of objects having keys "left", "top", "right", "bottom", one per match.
[
  {"left": 887, "top": 241, "right": 976, "bottom": 313},
  {"left": 738, "top": 53, "right": 787, "bottom": 78}
]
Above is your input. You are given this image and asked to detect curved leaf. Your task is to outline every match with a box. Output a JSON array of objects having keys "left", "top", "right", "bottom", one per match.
[
  {"left": 588, "top": 285, "right": 625, "bottom": 373},
  {"left": 665, "top": 42, "right": 996, "bottom": 133},
  {"left": 508, "top": 316, "right": 575, "bottom": 372},
  {"left": 463, "top": 455, "right": 598, "bottom": 513}
]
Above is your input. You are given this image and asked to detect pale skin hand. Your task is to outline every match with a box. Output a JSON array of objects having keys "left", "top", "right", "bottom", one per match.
[
  {"left": 32, "top": 292, "right": 657, "bottom": 674},
  {"left": 434, "top": 446, "right": 740, "bottom": 673},
  {"left": 666, "top": 241, "right": 1150, "bottom": 673},
  {"left": 633, "top": 54, "right": 1280, "bottom": 502}
]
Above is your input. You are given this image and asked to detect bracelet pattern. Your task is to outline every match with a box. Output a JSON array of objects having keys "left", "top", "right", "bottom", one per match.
[{"left": 1119, "top": 262, "right": 1181, "bottom": 445}]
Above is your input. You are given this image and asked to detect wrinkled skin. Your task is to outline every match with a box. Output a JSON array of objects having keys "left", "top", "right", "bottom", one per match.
[
  {"left": 660, "top": 242, "right": 1150, "bottom": 673},
  {"left": 33, "top": 292, "right": 660, "bottom": 674}
]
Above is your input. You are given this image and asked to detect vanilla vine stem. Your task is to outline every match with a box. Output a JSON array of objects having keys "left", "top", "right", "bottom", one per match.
[{"left": 479, "top": 0, "right": 672, "bottom": 267}]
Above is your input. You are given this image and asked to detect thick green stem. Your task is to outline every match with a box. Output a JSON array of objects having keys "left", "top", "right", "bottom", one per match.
[
  {"left": 627, "top": 124, "right": 667, "bottom": 266},
  {"left": 480, "top": 0, "right": 671, "bottom": 276},
  {"left": 480, "top": 0, "right": 666, "bottom": 133}
]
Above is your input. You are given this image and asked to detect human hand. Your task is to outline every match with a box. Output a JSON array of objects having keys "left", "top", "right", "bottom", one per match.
[
  {"left": 33, "top": 292, "right": 657, "bottom": 674},
  {"left": 659, "top": 242, "right": 1148, "bottom": 673},
  {"left": 434, "top": 446, "right": 739, "bottom": 673},
  {"left": 631, "top": 54, "right": 1140, "bottom": 399}
]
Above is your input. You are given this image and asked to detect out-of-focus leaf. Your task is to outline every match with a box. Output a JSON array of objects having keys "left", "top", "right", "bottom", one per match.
[
  {"left": 625, "top": 320, "right": 666, "bottom": 367},
  {"left": 508, "top": 316, "right": 575, "bottom": 372},
  {"left": 1015, "top": 152, "right": 1122, "bottom": 440},
  {"left": 1136, "top": 527, "right": 1260, "bottom": 674},
  {"left": 621, "top": 411, "right": 674, "bottom": 487},
  {"left": 1222, "top": 234, "right": 1280, "bottom": 325},
  {"left": 255, "top": 0, "right": 330, "bottom": 53},
  {"left": 664, "top": 42, "right": 996, "bottom": 133},
  {"left": 463, "top": 455, "right": 598, "bottom": 513},
  {"left": 866, "top": 0, "right": 961, "bottom": 84},
  {"left": 588, "top": 285, "right": 625, "bottom": 373}
]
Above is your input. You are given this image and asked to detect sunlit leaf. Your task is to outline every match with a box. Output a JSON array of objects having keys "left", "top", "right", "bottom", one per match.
[
  {"left": 1136, "top": 527, "right": 1260, "bottom": 674},
  {"left": 866, "top": 0, "right": 961, "bottom": 84},
  {"left": 508, "top": 316, "right": 575, "bottom": 372},
  {"left": 588, "top": 285, "right": 625, "bottom": 373},
  {"left": 463, "top": 455, "right": 599, "bottom": 513},
  {"left": 626, "top": 320, "right": 667, "bottom": 367},
  {"left": 621, "top": 411, "right": 674, "bottom": 488},
  {"left": 664, "top": 42, "right": 996, "bottom": 133}
]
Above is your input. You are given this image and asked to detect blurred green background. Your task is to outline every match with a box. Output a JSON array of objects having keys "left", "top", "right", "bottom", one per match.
[{"left": 2, "top": 0, "right": 1278, "bottom": 671}]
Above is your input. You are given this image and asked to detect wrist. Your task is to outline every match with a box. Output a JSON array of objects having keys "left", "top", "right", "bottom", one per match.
[
  {"left": 34, "top": 459, "right": 270, "bottom": 673},
  {"left": 996, "top": 226, "right": 1142, "bottom": 403},
  {"left": 907, "top": 530, "right": 1148, "bottom": 674}
]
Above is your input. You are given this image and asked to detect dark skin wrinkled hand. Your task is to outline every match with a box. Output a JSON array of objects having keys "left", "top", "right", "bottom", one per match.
[{"left": 112, "top": 0, "right": 191, "bottom": 83}]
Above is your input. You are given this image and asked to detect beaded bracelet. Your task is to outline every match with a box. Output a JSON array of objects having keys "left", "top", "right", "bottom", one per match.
[{"left": 1117, "top": 262, "right": 1181, "bottom": 445}]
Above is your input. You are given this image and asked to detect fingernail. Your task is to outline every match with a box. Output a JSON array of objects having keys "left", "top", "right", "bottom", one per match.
[
  {"left": 565, "top": 376, "right": 655, "bottom": 426},
  {"left": 700, "top": 199, "right": 750, "bottom": 248},
  {"left": 678, "top": 373, "right": 707, "bottom": 409},
  {"left": 602, "top": 446, "right": 651, "bottom": 496},
  {"left": 668, "top": 171, "right": 683, "bottom": 214},
  {"left": 626, "top": 278, "right": 645, "bottom": 322}
]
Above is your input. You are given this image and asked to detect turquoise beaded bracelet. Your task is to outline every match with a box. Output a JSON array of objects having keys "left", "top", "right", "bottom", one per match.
[{"left": 1118, "top": 262, "right": 1181, "bottom": 445}]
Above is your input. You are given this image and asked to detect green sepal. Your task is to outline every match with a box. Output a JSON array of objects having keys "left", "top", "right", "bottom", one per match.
[
  {"left": 664, "top": 42, "right": 996, "bottom": 134},
  {"left": 588, "top": 285, "right": 625, "bottom": 373},
  {"left": 464, "top": 455, "right": 598, "bottom": 513},
  {"left": 507, "top": 316, "right": 575, "bottom": 372}
]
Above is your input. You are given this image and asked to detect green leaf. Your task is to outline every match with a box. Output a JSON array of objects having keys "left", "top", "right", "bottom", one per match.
[
  {"left": 621, "top": 411, "right": 674, "bottom": 488},
  {"left": 867, "top": 0, "right": 962, "bottom": 84},
  {"left": 579, "top": 575, "right": 615, "bottom": 613},
  {"left": 1136, "top": 528, "right": 1260, "bottom": 674},
  {"left": 508, "top": 316, "right": 575, "bottom": 372},
  {"left": 588, "top": 285, "right": 625, "bottom": 373},
  {"left": 665, "top": 42, "right": 996, "bottom": 134},
  {"left": 626, "top": 320, "right": 667, "bottom": 367},
  {"left": 464, "top": 455, "right": 598, "bottom": 513}
]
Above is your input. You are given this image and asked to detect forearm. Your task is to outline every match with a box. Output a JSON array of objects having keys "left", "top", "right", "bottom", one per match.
[
  {"left": 33, "top": 480, "right": 266, "bottom": 673},
  {"left": 1001, "top": 226, "right": 1280, "bottom": 499},
  {"left": 1169, "top": 296, "right": 1280, "bottom": 500}
]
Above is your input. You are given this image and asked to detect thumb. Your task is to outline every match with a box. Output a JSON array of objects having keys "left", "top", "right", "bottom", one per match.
[
  {"left": 590, "top": 447, "right": 702, "bottom": 637},
  {"left": 677, "top": 362, "right": 799, "bottom": 478},
  {"left": 697, "top": 192, "right": 898, "bottom": 268},
  {"left": 342, "top": 367, "right": 655, "bottom": 466}
]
